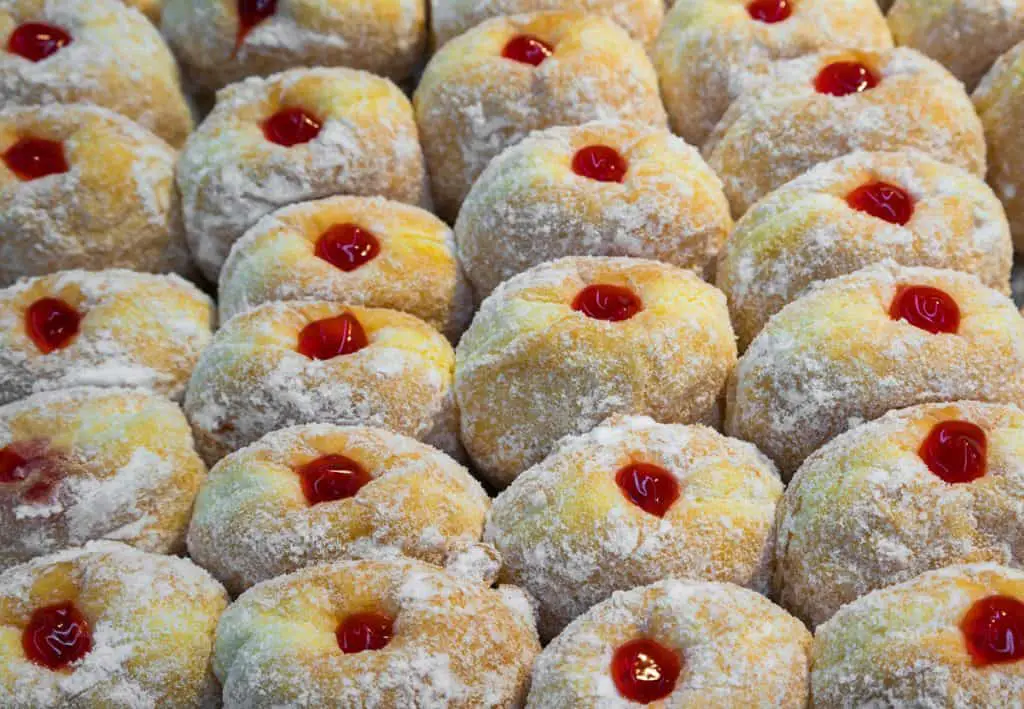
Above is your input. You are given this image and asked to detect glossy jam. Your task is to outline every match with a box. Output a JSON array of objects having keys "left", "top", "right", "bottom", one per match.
[
  {"left": 501, "top": 35, "right": 553, "bottom": 66},
  {"left": 23, "top": 602, "right": 92, "bottom": 670},
  {"left": 919, "top": 421, "right": 987, "bottom": 484},
  {"left": 889, "top": 285, "right": 960, "bottom": 334},
  {"left": 237, "top": 0, "right": 277, "bottom": 45},
  {"left": 26, "top": 298, "right": 80, "bottom": 354},
  {"left": 336, "top": 612, "right": 394, "bottom": 654},
  {"left": 815, "top": 61, "right": 879, "bottom": 96},
  {"left": 315, "top": 224, "right": 380, "bottom": 272},
  {"left": 0, "top": 446, "right": 28, "bottom": 484},
  {"left": 616, "top": 463, "right": 680, "bottom": 517},
  {"left": 846, "top": 181, "right": 914, "bottom": 225},
  {"left": 0, "top": 442, "right": 62, "bottom": 503},
  {"left": 611, "top": 638, "right": 682, "bottom": 703},
  {"left": 8, "top": 23, "right": 72, "bottom": 62},
  {"left": 296, "top": 454, "right": 372, "bottom": 505},
  {"left": 572, "top": 145, "right": 628, "bottom": 183},
  {"left": 747, "top": 0, "right": 791, "bottom": 23},
  {"left": 572, "top": 285, "right": 642, "bottom": 322},
  {"left": 262, "top": 108, "right": 322, "bottom": 147},
  {"left": 961, "top": 595, "right": 1024, "bottom": 666},
  {"left": 3, "top": 138, "right": 69, "bottom": 181},
  {"left": 296, "top": 312, "right": 368, "bottom": 360}
]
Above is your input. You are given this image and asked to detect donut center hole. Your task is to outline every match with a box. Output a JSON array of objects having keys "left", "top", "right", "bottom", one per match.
[
  {"left": 3, "top": 138, "right": 68, "bottom": 181},
  {"left": 846, "top": 181, "right": 914, "bottom": 225},
  {"left": 336, "top": 612, "right": 394, "bottom": 654},
  {"left": 23, "top": 601, "right": 92, "bottom": 670},
  {"left": 572, "top": 285, "right": 641, "bottom": 322},
  {"left": 8, "top": 23, "right": 71, "bottom": 61},
  {"left": 502, "top": 35, "right": 553, "bottom": 66},
  {"left": 315, "top": 224, "right": 380, "bottom": 272},
  {"left": 747, "top": 0, "right": 791, "bottom": 23},
  {"left": 262, "top": 108, "right": 322, "bottom": 147},
  {"left": 815, "top": 61, "right": 879, "bottom": 96},
  {"left": 572, "top": 145, "right": 628, "bottom": 183},
  {"left": 961, "top": 595, "right": 1024, "bottom": 666},
  {"left": 889, "top": 285, "right": 960, "bottom": 334},
  {"left": 26, "top": 297, "right": 80, "bottom": 354},
  {"left": 297, "top": 312, "right": 368, "bottom": 360},
  {"left": 611, "top": 638, "right": 682, "bottom": 703},
  {"left": 615, "top": 463, "right": 679, "bottom": 517},
  {"left": 296, "top": 454, "right": 372, "bottom": 505},
  {"left": 919, "top": 421, "right": 987, "bottom": 484}
]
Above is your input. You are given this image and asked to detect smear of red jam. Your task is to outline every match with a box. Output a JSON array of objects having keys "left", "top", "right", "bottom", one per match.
[
  {"left": 23, "top": 601, "right": 92, "bottom": 670},
  {"left": 616, "top": 463, "right": 680, "bottom": 517},
  {"left": 262, "top": 108, "right": 322, "bottom": 147},
  {"left": 0, "top": 443, "right": 66, "bottom": 504},
  {"left": 26, "top": 298, "right": 80, "bottom": 354},
  {"left": 846, "top": 181, "right": 914, "bottom": 225},
  {"left": 236, "top": 0, "right": 277, "bottom": 47},
  {"left": 961, "top": 595, "right": 1024, "bottom": 666},
  {"left": 747, "top": 0, "right": 791, "bottom": 23},
  {"left": 315, "top": 224, "right": 380, "bottom": 272},
  {"left": 502, "top": 35, "right": 553, "bottom": 66},
  {"left": 572, "top": 145, "right": 628, "bottom": 183},
  {"left": 3, "top": 138, "right": 69, "bottom": 181},
  {"left": 889, "top": 285, "right": 960, "bottom": 334},
  {"left": 8, "top": 23, "right": 71, "bottom": 62},
  {"left": 815, "top": 61, "right": 879, "bottom": 96},
  {"left": 296, "top": 454, "right": 372, "bottom": 505},
  {"left": 611, "top": 638, "right": 682, "bottom": 703},
  {"left": 337, "top": 612, "right": 394, "bottom": 653},
  {"left": 297, "top": 312, "right": 368, "bottom": 360},
  {"left": 572, "top": 285, "right": 642, "bottom": 322},
  {"left": 919, "top": 420, "right": 987, "bottom": 484}
]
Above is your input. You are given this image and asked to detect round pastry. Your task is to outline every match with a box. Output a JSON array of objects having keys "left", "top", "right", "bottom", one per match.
[
  {"left": 414, "top": 11, "right": 667, "bottom": 221},
  {"left": 455, "top": 256, "right": 736, "bottom": 488},
  {"left": 161, "top": 0, "right": 425, "bottom": 92},
  {"left": 455, "top": 120, "right": 732, "bottom": 299},
  {"left": 123, "top": 0, "right": 161, "bottom": 23},
  {"left": 527, "top": 579, "right": 811, "bottom": 708},
  {"left": 485, "top": 415, "right": 782, "bottom": 640},
  {"left": 213, "top": 558, "right": 540, "bottom": 707},
  {"left": 812, "top": 563, "right": 1024, "bottom": 707},
  {"left": 177, "top": 67, "right": 429, "bottom": 283},
  {"left": 0, "top": 387, "right": 206, "bottom": 571},
  {"left": 184, "top": 301, "right": 459, "bottom": 465},
  {"left": 716, "top": 150, "right": 1013, "bottom": 350},
  {"left": 219, "top": 195, "right": 472, "bottom": 340},
  {"left": 0, "top": 541, "right": 227, "bottom": 708},
  {"left": 726, "top": 263, "right": 1024, "bottom": 479},
  {"left": 0, "top": 0, "right": 192, "bottom": 147},
  {"left": 705, "top": 48, "right": 986, "bottom": 217},
  {"left": 0, "top": 270, "right": 214, "bottom": 406},
  {"left": 888, "top": 0, "right": 1024, "bottom": 90},
  {"left": 0, "top": 104, "right": 191, "bottom": 287},
  {"left": 652, "top": 0, "right": 892, "bottom": 147}
]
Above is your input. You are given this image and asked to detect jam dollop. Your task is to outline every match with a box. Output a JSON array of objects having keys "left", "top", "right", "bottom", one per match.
[
  {"left": 616, "top": 463, "right": 680, "bottom": 517},
  {"left": 315, "top": 224, "right": 380, "bottom": 272},
  {"left": 262, "top": 108, "right": 322, "bottom": 147},
  {"left": 961, "top": 595, "right": 1024, "bottom": 666},
  {"left": 572, "top": 285, "right": 642, "bottom": 322},
  {"left": 502, "top": 35, "right": 553, "bottom": 66},
  {"left": 8, "top": 23, "right": 71, "bottom": 62},
  {"left": 237, "top": 0, "right": 277, "bottom": 45},
  {"left": 889, "top": 285, "right": 960, "bottom": 334},
  {"left": 919, "top": 420, "right": 987, "bottom": 484},
  {"left": 747, "top": 0, "right": 791, "bottom": 23},
  {"left": 815, "top": 61, "right": 879, "bottom": 97},
  {"left": 0, "top": 443, "right": 63, "bottom": 503},
  {"left": 611, "top": 638, "right": 682, "bottom": 703},
  {"left": 297, "top": 312, "right": 368, "bottom": 360},
  {"left": 23, "top": 601, "right": 92, "bottom": 670},
  {"left": 846, "top": 181, "right": 914, "bottom": 225},
  {"left": 3, "top": 138, "right": 69, "bottom": 181},
  {"left": 337, "top": 612, "right": 394, "bottom": 653},
  {"left": 297, "top": 454, "right": 372, "bottom": 505},
  {"left": 26, "top": 298, "right": 80, "bottom": 354},
  {"left": 572, "top": 145, "right": 628, "bottom": 183}
]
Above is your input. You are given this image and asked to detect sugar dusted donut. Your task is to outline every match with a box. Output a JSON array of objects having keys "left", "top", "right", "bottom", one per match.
[
  {"left": 717, "top": 151, "right": 1013, "bottom": 350},
  {"left": 527, "top": 579, "right": 811, "bottom": 707},
  {"left": 455, "top": 120, "right": 732, "bottom": 299},
  {"left": 456, "top": 257, "right": 736, "bottom": 488},
  {"left": 123, "top": 0, "right": 161, "bottom": 23},
  {"left": 486, "top": 415, "right": 781, "bottom": 639},
  {"left": 213, "top": 558, "right": 540, "bottom": 707},
  {"left": 219, "top": 196, "right": 472, "bottom": 340},
  {"left": 652, "top": 0, "right": 892, "bottom": 147},
  {"left": 0, "top": 0, "right": 192, "bottom": 147},
  {"left": 414, "top": 12, "right": 666, "bottom": 221},
  {"left": 185, "top": 301, "right": 458, "bottom": 465},
  {"left": 727, "top": 263, "right": 1024, "bottom": 479},
  {"left": 0, "top": 270, "right": 214, "bottom": 406},
  {"left": 0, "top": 104, "right": 191, "bottom": 287},
  {"left": 812, "top": 564, "right": 1024, "bottom": 707},
  {"left": 706, "top": 48, "right": 985, "bottom": 217},
  {"left": 161, "top": 0, "right": 425, "bottom": 92},
  {"left": 0, "top": 542, "right": 227, "bottom": 708},
  {"left": 177, "top": 67, "right": 429, "bottom": 282}
]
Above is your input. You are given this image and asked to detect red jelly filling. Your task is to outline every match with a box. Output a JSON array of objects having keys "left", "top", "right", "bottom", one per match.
[
  {"left": 0, "top": 443, "right": 62, "bottom": 503},
  {"left": 501, "top": 35, "right": 553, "bottom": 66},
  {"left": 572, "top": 145, "right": 628, "bottom": 183},
  {"left": 747, "top": 0, "right": 791, "bottom": 23},
  {"left": 846, "top": 181, "right": 914, "bottom": 225},
  {"left": 26, "top": 298, "right": 80, "bottom": 354},
  {"left": 611, "top": 638, "right": 682, "bottom": 703},
  {"left": 8, "top": 23, "right": 71, "bottom": 62},
  {"left": 237, "top": 0, "right": 277, "bottom": 44},
  {"left": 262, "top": 108, "right": 322, "bottom": 147},
  {"left": 815, "top": 61, "right": 879, "bottom": 97},
  {"left": 315, "top": 224, "right": 380, "bottom": 272},
  {"left": 919, "top": 421, "right": 987, "bottom": 484},
  {"left": 0, "top": 446, "right": 28, "bottom": 484},
  {"left": 889, "top": 285, "right": 960, "bottom": 334},
  {"left": 616, "top": 463, "right": 680, "bottom": 518},
  {"left": 572, "top": 285, "right": 641, "bottom": 322},
  {"left": 23, "top": 602, "right": 92, "bottom": 670},
  {"left": 961, "top": 595, "right": 1024, "bottom": 666},
  {"left": 3, "top": 138, "right": 69, "bottom": 181},
  {"left": 296, "top": 454, "right": 372, "bottom": 505},
  {"left": 337, "top": 612, "right": 394, "bottom": 654},
  {"left": 297, "top": 312, "right": 368, "bottom": 360}
]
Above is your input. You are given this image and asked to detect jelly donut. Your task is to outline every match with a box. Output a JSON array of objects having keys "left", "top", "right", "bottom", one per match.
[
  {"left": 706, "top": 48, "right": 986, "bottom": 217},
  {"left": 811, "top": 564, "right": 1024, "bottom": 707},
  {"left": 161, "top": 0, "right": 425, "bottom": 92},
  {"left": 0, "top": 387, "right": 206, "bottom": 571},
  {"left": 177, "top": 67, "right": 429, "bottom": 282},
  {"left": 486, "top": 415, "right": 781, "bottom": 639},
  {"left": 726, "top": 263, "right": 1024, "bottom": 479},
  {"left": 0, "top": 104, "right": 191, "bottom": 287},
  {"left": 717, "top": 150, "right": 1013, "bottom": 350},
  {"left": 213, "top": 558, "right": 540, "bottom": 707},
  {"left": 414, "top": 12, "right": 667, "bottom": 221},
  {"left": 456, "top": 256, "right": 736, "bottom": 488},
  {"left": 776, "top": 402, "right": 1024, "bottom": 629},
  {"left": 219, "top": 196, "right": 473, "bottom": 340},
  {"left": 0, "top": 0, "right": 192, "bottom": 147},
  {"left": 0, "top": 270, "right": 214, "bottom": 406},
  {"left": 455, "top": 120, "right": 732, "bottom": 299},
  {"left": 527, "top": 579, "right": 811, "bottom": 707},
  {"left": 652, "top": 0, "right": 892, "bottom": 147},
  {"left": 0, "top": 542, "right": 227, "bottom": 708},
  {"left": 184, "top": 301, "right": 459, "bottom": 465}
]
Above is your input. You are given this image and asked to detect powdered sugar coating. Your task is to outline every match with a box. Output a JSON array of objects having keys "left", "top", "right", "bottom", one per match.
[
  {"left": 705, "top": 48, "right": 986, "bottom": 217},
  {"left": 717, "top": 150, "right": 1013, "bottom": 350},
  {"left": 177, "top": 67, "right": 429, "bottom": 282},
  {"left": 527, "top": 578, "right": 811, "bottom": 707},
  {"left": 0, "top": 541, "right": 227, "bottom": 708},
  {"left": 0, "top": 269, "right": 214, "bottom": 406},
  {"left": 455, "top": 120, "right": 732, "bottom": 299},
  {"left": 812, "top": 563, "right": 1024, "bottom": 707},
  {"left": 122, "top": 0, "right": 161, "bottom": 22},
  {"left": 456, "top": 256, "right": 737, "bottom": 488},
  {"left": 214, "top": 558, "right": 540, "bottom": 708},
  {"left": 414, "top": 11, "right": 667, "bottom": 221},
  {"left": 726, "top": 262, "right": 1024, "bottom": 478}
]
